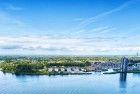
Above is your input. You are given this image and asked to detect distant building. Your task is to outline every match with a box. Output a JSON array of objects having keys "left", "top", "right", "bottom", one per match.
[{"left": 137, "top": 52, "right": 139, "bottom": 57}]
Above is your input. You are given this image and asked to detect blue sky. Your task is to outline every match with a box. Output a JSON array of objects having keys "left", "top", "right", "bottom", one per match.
[{"left": 0, "top": 0, "right": 140, "bottom": 55}]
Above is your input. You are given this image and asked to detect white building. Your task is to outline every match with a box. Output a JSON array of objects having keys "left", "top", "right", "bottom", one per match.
[
  {"left": 133, "top": 63, "right": 140, "bottom": 70},
  {"left": 48, "top": 68, "right": 53, "bottom": 72}
]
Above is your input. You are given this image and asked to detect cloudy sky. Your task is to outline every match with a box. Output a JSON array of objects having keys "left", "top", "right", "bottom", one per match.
[{"left": 0, "top": 0, "right": 140, "bottom": 55}]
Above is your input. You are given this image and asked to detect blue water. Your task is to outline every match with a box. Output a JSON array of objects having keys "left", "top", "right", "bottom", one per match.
[{"left": 0, "top": 71, "right": 140, "bottom": 94}]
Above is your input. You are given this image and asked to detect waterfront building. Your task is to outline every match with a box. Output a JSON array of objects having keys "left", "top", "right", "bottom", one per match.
[
  {"left": 48, "top": 68, "right": 53, "bottom": 72},
  {"left": 133, "top": 63, "right": 140, "bottom": 70}
]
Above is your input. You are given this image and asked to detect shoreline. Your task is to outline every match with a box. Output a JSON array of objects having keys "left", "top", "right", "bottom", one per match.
[
  {"left": 103, "top": 71, "right": 140, "bottom": 74},
  {"left": 0, "top": 70, "right": 92, "bottom": 76},
  {"left": 3, "top": 70, "right": 140, "bottom": 76}
]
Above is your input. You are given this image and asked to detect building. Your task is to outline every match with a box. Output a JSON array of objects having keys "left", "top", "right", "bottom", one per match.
[{"left": 133, "top": 63, "right": 140, "bottom": 70}]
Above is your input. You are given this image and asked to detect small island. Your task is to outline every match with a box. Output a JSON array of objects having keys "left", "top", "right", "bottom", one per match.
[{"left": 0, "top": 56, "right": 140, "bottom": 75}]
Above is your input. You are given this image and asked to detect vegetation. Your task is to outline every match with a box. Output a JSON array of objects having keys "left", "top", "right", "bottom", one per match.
[{"left": 0, "top": 55, "right": 140, "bottom": 75}]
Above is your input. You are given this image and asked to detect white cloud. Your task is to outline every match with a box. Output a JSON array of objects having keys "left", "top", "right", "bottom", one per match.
[{"left": 0, "top": 36, "right": 140, "bottom": 55}]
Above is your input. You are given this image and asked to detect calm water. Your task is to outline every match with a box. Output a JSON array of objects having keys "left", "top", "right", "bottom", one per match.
[{"left": 0, "top": 71, "right": 140, "bottom": 94}]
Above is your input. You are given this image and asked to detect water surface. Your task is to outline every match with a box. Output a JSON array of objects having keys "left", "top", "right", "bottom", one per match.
[{"left": 0, "top": 71, "right": 140, "bottom": 94}]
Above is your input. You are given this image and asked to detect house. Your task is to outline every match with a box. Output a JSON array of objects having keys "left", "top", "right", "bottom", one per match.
[
  {"left": 48, "top": 68, "right": 53, "bottom": 72},
  {"left": 133, "top": 63, "right": 140, "bottom": 70}
]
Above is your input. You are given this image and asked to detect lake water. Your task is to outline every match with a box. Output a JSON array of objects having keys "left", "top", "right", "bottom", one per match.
[{"left": 0, "top": 71, "right": 140, "bottom": 94}]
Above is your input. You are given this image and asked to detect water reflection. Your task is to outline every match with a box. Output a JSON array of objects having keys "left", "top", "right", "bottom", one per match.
[
  {"left": 120, "top": 73, "right": 127, "bottom": 83},
  {"left": 119, "top": 73, "right": 127, "bottom": 94}
]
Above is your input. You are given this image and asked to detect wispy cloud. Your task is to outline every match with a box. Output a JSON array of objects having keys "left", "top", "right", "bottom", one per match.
[
  {"left": 0, "top": 8, "right": 42, "bottom": 36},
  {"left": 77, "top": 0, "right": 133, "bottom": 29},
  {"left": 69, "top": 26, "right": 117, "bottom": 40},
  {"left": 5, "top": 4, "right": 23, "bottom": 11}
]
